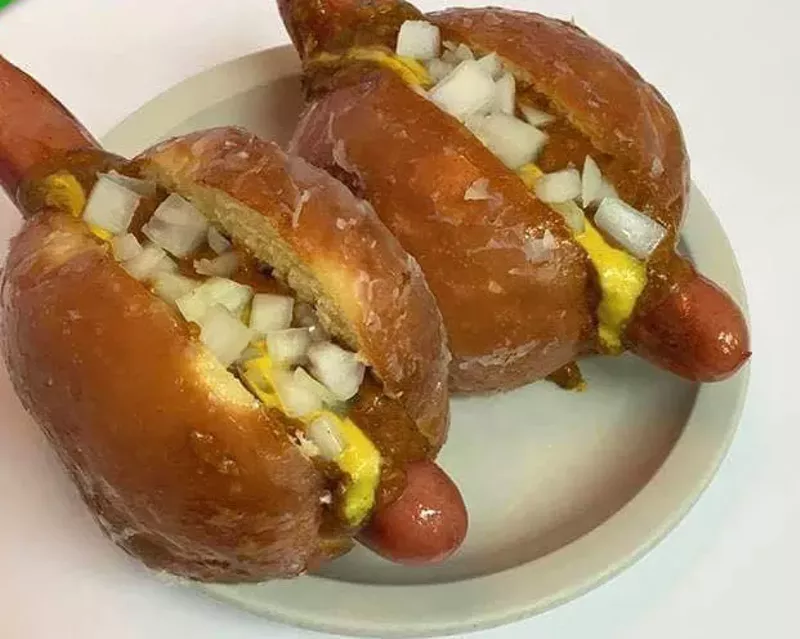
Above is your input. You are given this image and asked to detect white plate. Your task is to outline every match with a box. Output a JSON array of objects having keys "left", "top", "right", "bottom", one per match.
[{"left": 102, "top": 46, "right": 750, "bottom": 638}]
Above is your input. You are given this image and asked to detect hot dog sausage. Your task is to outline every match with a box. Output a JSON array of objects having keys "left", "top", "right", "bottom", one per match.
[
  {"left": 281, "top": 1, "right": 751, "bottom": 388},
  {"left": 359, "top": 460, "right": 468, "bottom": 564},
  {"left": 0, "top": 55, "right": 99, "bottom": 199},
  {"left": 0, "top": 53, "right": 467, "bottom": 572},
  {"left": 625, "top": 262, "right": 751, "bottom": 382}
]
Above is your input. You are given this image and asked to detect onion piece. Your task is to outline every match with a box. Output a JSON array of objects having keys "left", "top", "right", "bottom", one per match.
[
  {"left": 142, "top": 193, "right": 209, "bottom": 258},
  {"left": 152, "top": 272, "right": 199, "bottom": 304},
  {"left": 175, "top": 277, "right": 253, "bottom": 324},
  {"left": 306, "top": 414, "right": 345, "bottom": 460},
  {"left": 250, "top": 294, "right": 294, "bottom": 335},
  {"left": 396, "top": 20, "right": 440, "bottom": 60},
  {"left": 194, "top": 252, "right": 239, "bottom": 277},
  {"left": 492, "top": 72, "right": 516, "bottom": 115},
  {"left": 425, "top": 58, "right": 454, "bottom": 83},
  {"left": 582, "top": 155, "right": 603, "bottom": 207},
  {"left": 198, "top": 305, "right": 254, "bottom": 368},
  {"left": 442, "top": 42, "right": 474, "bottom": 64},
  {"left": 594, "top": 198, "right": 667, "bottom": 259},
  {"left": 534, "top": 169, "right": 582, "bottom": 203},
  {"left": 598, "top": 178, "right": 619, "bottom": 201},
  {"left": 520, "top": 104, "right": 557, "bottom": 128},
  {"left": 476, "top": 52, "right": 503, "bottom": 79},
  {"left": 83, "top": 175, "right": 140, "bottom": 235},
  {"left": 307, "top": 342, "right": 365, "bottom": 401},
  {"left": 102, "top": 171, "right": 157, "bottom": 198},
  {"left": 111, "top": 233, "right": 142, "bottom": 262},
  {"left": 266, "top": 328, "right": 312, "bottom": 366},
  {"left": 122, "top": 243, "right": 176, "bottom": 281},
  {"left": 207, "top": 226, "right": 232, "bottom": 254},
  {"left": 293, "top": 367, "right": 339, "bottom": 405},
  {"left": 429, "top": 60, "right": 495, "bottom": 121},
  {"left": 467, "top": 113, "right": 548, "bottom": 169},
  {"left": 271, "top": 369, "right": 322, "bottom": 418}
]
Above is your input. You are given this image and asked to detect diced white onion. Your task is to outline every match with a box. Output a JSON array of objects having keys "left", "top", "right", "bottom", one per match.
[
  {"left": 175, "top": 277, "right": 253, "bottom": 324},
  {"left": 467, "top": 113, "right": 548, "bottom": 170},
  {"left": 594, "top": 197, "right": 667, "bottom": 259},
  {"left": 442, "top": 42, "right": 474, "bottom": 64},
  {"left": 152, "top": 272, "right": 199, "bottom": 304},
  {"left": 111, "top": 233, "right": 142, "bottom": 262},
  {"left": 425, "top": 58, "right": 455, "bottom": 83},
  {"left": 307, "top": 414, "right": 345, "bottom": 460},
  {"left": 266, "top": 328, "right": 312, "bottom": 366},
  {"left": 582, "top": 155, "right": 603, "bottom": 207},
  {"left": 142, "top": 193, "right": 209, "bottom": 258},
  {"left": 520, "top": 104, "right": 557, "bottom": 128},
  {"left": 551, "top": 200, "right": 586, "bottom": 233},
  {"left": 194, "top": 252, "right": 239, "bottom": 277},
  {"left": 293, "top": 367, "right": 339, "bottom": 405},
  {"left": 307, "top": 342, "right": 365, "bottom": 401},
  {"left": 207, "top": 226, "right": 232, "bottom": 254},
  {"left": 598, "top": 178, "right": 619, "bottom": 201},
  {"left": 198, "top": 305, "right": 254, "bottom": 368},
  {"left": 464, "top": 177, "right": 491, "bottom": 201},
  {"left": 396, "top": 20, "right": 440, "bottom": 61},
  {"left": 102, "top": 171, "right": 157, "bottom": 198},
  {"left": 83, "top": 175, "right": 140, "bottom": 235},
  {"left": 250, "top": 294, "right": 294, "bottom": 335},
  {"left": 476, "top": 52, "right": 503, "bottom": 79},
  {"left": 534, "top": 169, "right": 582, "bottom": 203},
  {"left": 122, "top": 243, "right": 175, "bottom": 281},
  {"left": 271, "top": 369, "right": 322, "bottom": 418},
  {"left": 429, "top": 60, "right": 495, "bottom": 121},
  {"left": 492, "top": 72, "right": 516, "bottom": 115}
]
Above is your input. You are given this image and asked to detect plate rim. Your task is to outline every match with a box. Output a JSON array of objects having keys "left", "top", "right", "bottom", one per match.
[{"left": 102, "top": 46, "right": 751, "bottom": 638}]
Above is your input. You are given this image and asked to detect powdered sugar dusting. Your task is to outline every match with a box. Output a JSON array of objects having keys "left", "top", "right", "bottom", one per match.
[
  {"left": 336, "top": 217, "right": 358, "bottom": 230},
  {"left": 292, "top": 190, "right": 311, "bottom": 228},
  {"left": 457, "top": 338, "right": 556, "bottom": 371},
  {"left": 523, "top": 229, "right": 558, "bottom": 264},
  {"left": 464, "top": 177, "right": 492, "bottom": 201}
]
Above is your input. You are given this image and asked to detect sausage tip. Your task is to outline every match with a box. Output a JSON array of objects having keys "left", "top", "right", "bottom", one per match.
[
  {"left": 626, "top": 272, "right": 751, "bottom": 382},
  {"left": 359, "top": 460, "right": 468, "bottom": 565}
]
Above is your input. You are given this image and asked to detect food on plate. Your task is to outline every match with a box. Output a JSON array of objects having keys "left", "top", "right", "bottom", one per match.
[
  {"left": 280, "top": 0, "right": 751, "bottom": 393},
  {"left": 0, "top": 55, "right": 467, "bottom": 581}
]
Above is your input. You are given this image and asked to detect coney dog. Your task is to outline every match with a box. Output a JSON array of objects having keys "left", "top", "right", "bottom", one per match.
[
  {"left": 280, "top": 0, "right": 751, "bottom": 393},
  {"left": 0, "top": 55, "right": 468, "bottom": 580}
]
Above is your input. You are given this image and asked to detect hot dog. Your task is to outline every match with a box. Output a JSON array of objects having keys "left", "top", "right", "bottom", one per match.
[
  {"left": 0, "top": 55, "right": 467, "bottom": 580},
  {"left": 280, "top": 0, "right": 751, "bottom": 392}
]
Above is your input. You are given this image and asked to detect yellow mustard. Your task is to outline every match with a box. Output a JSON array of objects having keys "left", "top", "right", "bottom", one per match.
[
  {"left": 39, "top": 172, "right": 113, "bottom": 241},
  {"left": 240, "top": 344, "right": 381, "bottom": 526},
  {"left": 518, "top": 163, "right": 647, "bottom": 352},
  {"left": 312, "top": 48, "right": 432, "bottom": 88},
  {"left": 40, "top": 171, "right": 86, "bottom": 218}
]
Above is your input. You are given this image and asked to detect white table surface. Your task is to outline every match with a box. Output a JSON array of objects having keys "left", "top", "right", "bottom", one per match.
[{"left": 0, "top": 0, "right": 796, "bottom": 637}]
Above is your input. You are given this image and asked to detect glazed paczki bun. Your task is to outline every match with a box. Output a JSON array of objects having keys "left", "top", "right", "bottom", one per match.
[
  {"left": 0, "top": 55, "right": 467, "bottom": 581},
  {"left": 280, "top": 0, "right": 751, "bottom": 393}
]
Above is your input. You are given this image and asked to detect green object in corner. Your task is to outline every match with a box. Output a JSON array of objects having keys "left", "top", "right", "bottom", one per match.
[{"left": 0, "top": 0, "right": 15, "bottom": 9}]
